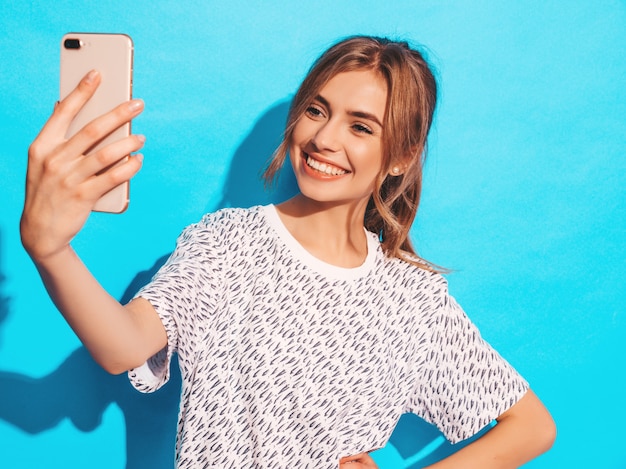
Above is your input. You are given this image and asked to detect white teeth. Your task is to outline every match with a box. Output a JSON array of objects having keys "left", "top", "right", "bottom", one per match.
[{"left": 306, "top": 156, "right": 347, "bottom": 176}]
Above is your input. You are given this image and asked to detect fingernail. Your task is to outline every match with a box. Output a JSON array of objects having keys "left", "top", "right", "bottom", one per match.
[
  {"left": 128, "top": 99, "right": 144, "bottom": 112},
  {"left": 85, "top": 70, "right": 99, "bottom": 83},
  {"left": 136, "top": 134, "right": 146, "bottom": 143},
  {"left": 134, "top": 153, "right": 144, "bottom": 163}
]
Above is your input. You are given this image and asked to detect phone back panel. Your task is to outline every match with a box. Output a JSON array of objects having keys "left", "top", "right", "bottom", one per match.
[{"left": 60, "top": 33, "right": 133, "bottom": 213}]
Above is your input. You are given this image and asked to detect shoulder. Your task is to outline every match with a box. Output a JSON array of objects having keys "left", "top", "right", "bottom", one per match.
[
  {"left": 376, "top": 247, "right": 449, "bottom": 301},
  {"left": 172, "top": 206, "right": 270, "bottom": 257},
  {"left": 197, "top": 205, "right": 266, "bottom": 229},
  {"left": 182, "top": 205, "right": 268, "bottom": 240}
]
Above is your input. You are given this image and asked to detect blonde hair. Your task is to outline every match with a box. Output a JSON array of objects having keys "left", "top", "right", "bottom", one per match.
[{"left": 264, "top": 36, "right": 439, "bottom": 271}]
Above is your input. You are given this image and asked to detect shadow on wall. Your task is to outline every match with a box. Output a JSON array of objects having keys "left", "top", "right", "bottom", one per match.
[
  {"left": 0, "top": 101, "right": 473, "bottom": 468},
  {"left": 0, "top": 101, "right": 296, "bottom": 469},
  {"left": 211, "top": 98, "right": 299, "bottom": 211},
  {"left": 0, "top": 254, "right": 180, "bottom": 469},
  {"left": 373, "top": 413, "right": 493, "bottom": 468},
  {"left": 0, "top": 232, "right": 11, "bottom": 350},
  {"left": 0, "top": 233, "right": 9, "bottom": 346}
]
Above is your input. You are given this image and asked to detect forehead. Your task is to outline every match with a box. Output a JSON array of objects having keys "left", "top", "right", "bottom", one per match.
[{"left": 318, "top": 70, "right": 387, "bottom": 119}]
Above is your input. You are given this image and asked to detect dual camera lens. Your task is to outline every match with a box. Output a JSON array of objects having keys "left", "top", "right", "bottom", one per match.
[{"left": 63, "top": 38, "right": 81, "bottom": 50}]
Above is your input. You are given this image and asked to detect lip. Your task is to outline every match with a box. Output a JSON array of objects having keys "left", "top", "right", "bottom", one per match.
[{"left": 300, "top": 151, "right": 350, "bottom": 179}]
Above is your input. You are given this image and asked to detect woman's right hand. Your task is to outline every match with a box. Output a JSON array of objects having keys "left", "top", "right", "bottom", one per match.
[{"left": 20, "top": 69, "right": 145, "bottom": 263}]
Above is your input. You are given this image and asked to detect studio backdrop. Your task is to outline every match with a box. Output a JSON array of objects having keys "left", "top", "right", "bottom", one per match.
[{"left": 1, "top": 1, "right": 625, "bottom": 467}]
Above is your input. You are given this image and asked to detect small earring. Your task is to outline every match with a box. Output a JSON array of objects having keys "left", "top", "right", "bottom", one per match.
[{"left": 392, "top": 167, "right": 401, "bottom": 175}]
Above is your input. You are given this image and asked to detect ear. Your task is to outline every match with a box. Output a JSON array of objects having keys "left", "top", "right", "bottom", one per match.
[
  {"left": 389, "top": 165, "right": 406, "bottom": 176},
  {"left": 388, "top": 145, "right": 421, "bottom": 176}
]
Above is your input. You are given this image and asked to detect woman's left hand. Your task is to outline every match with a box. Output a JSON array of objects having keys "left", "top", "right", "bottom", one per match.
[{"left": 339, "top": 452, "right": 379, "bottom": 468}]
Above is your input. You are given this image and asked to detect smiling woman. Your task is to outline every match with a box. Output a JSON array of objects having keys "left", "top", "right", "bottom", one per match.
[
  {"left": 265, "top": 36, "right": 438, "bottom": 270},
  {"left": 289, "top": 70, "right": 387, "bottom": 216},
  {"left": 20, "top": 35, "right": 554, "bottom": 469}
]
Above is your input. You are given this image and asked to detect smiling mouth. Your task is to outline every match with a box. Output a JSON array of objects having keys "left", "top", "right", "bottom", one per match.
[{"left": 304, "top": 153, "right": 349, "bottom": 176}]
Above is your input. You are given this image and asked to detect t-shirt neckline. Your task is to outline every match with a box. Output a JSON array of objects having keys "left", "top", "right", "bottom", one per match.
[{"left": 261, "top": 204, "right": 378, "bottom": 280}]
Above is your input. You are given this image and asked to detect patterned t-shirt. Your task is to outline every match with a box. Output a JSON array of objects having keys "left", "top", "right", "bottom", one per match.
[{"left": 129, "top": 205, "right": 529, "bottom": 468}]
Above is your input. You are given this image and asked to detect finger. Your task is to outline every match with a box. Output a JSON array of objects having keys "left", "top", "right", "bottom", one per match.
[
  {"left": 360, "top": 454, "right": 378, "bottom": 468},
  {"left": 38, "top": 70, "right": 101, "bottom": 143},
  {"left": 62, "top": 98, "right": 144, "bottom": 159},
  {"left": 339, "top": 456, "right": 361, "bottom": 466},
  {"left": 27, "top": 71, "right": 101, "bottom": 185},
  {"left": 71, "top": 134, "right": 146, "bottom": 184},
  {"left": 83, "top": 153, "right": 144, "bottom": 200},
  {"left": 339, "top": 453, "right": 378, "bottom": 469},
  {"left": 339, "top": 453, "right": 368, "bottom": 463}
]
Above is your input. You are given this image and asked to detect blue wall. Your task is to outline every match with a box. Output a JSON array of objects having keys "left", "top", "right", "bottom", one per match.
[{"left": 1, "top": 1, "right": 625, "bottom": 467}]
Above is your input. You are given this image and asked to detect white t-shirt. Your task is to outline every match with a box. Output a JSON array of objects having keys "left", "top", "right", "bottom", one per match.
[{"left": 129, "top": 205, "right": 528, "bottom": 468}]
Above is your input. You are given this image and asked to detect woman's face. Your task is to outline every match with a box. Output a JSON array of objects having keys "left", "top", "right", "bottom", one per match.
[{"left": 289, "top": 69, "right": 388, "bottom": 209}]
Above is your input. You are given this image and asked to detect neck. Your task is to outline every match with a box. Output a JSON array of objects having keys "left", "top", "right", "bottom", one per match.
[{"left": 275, "top": 194, "right": 370, "bottom": 268}]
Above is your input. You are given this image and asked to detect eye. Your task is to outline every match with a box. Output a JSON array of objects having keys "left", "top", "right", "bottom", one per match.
[
  {"left": 305, "top": 105, "right": 325, "bottom": 119},
  {"left": 352, "top": 123, "right": 374, "bottom": 135}
]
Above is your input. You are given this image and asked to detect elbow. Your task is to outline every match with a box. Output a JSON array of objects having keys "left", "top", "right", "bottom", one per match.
[
  {"left": 528, "top": 392, "right": 557, "bottom": 454},
  {"left": 102, "top": 363, "right": 131, "bottom": 376},
  {"left": 523, "top": 397, "right": 557, "bottom": 457},
  {"left": 99, "top": 360, "right": 131, "bottom": 376},
  {"left": 536, "top": 412, "right": 557, "bottom": 454},
  {"left": 93, "top": 353, "right": 143, "bottom": 376},
  {"left": 498, "top": 389, "right": 557, "bottom": 459}
]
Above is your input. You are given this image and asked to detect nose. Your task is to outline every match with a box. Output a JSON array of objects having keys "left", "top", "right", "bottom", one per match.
[{"left": 311, "top": 118, "right": 341, "bottom": 153}]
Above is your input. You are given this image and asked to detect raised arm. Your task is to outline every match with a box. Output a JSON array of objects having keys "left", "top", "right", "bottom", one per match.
[
  {"left": 20, "top": 70, "right": 166, "bottom": 374},
  {"left": 425, "top": 389, "right": 556, "bottom": 469}
]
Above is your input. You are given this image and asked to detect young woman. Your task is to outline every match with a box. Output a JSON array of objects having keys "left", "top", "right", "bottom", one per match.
[{"left": 21, "top": 36, "right": 555, "bottom": 468}]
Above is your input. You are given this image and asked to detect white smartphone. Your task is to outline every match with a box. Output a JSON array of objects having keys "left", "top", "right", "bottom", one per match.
[{"left": 60, "top": 33, "right": 134, "bottom": 213}]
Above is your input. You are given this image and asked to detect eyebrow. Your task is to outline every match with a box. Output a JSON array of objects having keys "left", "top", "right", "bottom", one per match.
[{"left": 314, "top": 94, "right": 384, "bottom": 128}]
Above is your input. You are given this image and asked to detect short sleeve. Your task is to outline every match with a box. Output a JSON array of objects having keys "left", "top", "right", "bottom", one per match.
[
  {"left": 407, "top": 293, "right": 529, "bottom": 443},
  {"left": 128, "top": 214, "right": 225, "bottom": 393}
]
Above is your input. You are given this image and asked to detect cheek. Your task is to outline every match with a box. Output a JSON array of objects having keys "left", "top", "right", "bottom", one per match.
[
  {"left": 288, "top": 138, "right": 305, "bottom": 175},
  {"left": 290, "top": 117, "right": 311, "bottom": 146},
  {"left": 288, "top": 146, "right": 298, "bottom": 171},
  {"left": 354, "top": 143, "right": 383, "bottom": 172},
  {"left": 371, "top": 143, "right": 385, "bottom": 173}
]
